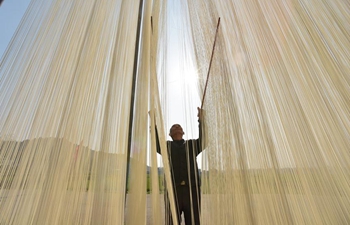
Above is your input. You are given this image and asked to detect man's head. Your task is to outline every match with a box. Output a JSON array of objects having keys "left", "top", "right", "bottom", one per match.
[{"left": 169, "top": 124, "right": 185, "bottom": 140}]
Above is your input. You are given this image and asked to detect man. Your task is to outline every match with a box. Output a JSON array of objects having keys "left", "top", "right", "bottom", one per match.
[{"left": 156, "top": 107, "right": 203, "bottom": 225}]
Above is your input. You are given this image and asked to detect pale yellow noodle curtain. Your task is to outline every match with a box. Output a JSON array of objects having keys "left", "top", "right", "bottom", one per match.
[
  {"left": 1, "top": 0, "right": 350, "bottom": 224},
  {"left": 0, "top": 0, "right": 140, "bottom": 224},
  {"left": 186, "top": 0, "right": 350, "bottom": 224}
]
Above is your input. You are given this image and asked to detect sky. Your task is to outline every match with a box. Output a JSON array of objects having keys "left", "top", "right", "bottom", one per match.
[
  {"left": 165, "top": 0, "right": 201, "bottom": 138},
  {"left": 0, "top": 0, "right": 31, "bottom": 58}
]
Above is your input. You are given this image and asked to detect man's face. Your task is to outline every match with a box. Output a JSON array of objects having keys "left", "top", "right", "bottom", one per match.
[{"left": 169, "top": 124, "right": 184, "bottom": 139}]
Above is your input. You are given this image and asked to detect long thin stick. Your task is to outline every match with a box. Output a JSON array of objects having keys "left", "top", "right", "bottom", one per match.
[
  {"left": 125, "top": 0, "right": 144, "bottom": 202},
  {"left": 201, "top": 17, "right": 221, "bottom": 109}
]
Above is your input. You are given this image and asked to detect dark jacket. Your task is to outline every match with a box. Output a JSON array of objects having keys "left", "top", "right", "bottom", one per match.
[{"left": 156, "top": 123, "right": 202, "bottom": 187}]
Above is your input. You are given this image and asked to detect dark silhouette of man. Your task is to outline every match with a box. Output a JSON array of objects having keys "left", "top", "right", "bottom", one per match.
[{"left": 156, "top": 107, "right": 203, "bottom": 225}]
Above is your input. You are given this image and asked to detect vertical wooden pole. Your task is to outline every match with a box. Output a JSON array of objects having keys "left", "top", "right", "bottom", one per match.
[{"left": 125, "top": 0, "right": 144, "bottom": 200}]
